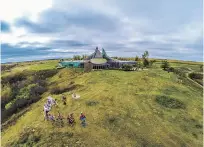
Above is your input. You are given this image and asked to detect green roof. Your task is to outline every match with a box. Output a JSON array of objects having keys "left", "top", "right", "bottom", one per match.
[{"left": 90, "top": 58, "right": 107, "bottom": 64}]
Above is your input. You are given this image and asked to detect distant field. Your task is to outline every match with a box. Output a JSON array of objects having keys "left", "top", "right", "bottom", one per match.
[{"left": 1, "top": 59, "right": 203, "bottom": 147}]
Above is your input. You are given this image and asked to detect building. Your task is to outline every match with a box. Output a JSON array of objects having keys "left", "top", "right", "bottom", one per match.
[{"left": 58, "top": 47, "right": 136, "bottom": 70}]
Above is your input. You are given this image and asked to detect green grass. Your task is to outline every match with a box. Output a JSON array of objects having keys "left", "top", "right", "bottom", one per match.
[
  {"left": 1, "top": 60, "right": 203, "bottom": 147},
  {"left": 1, "top": 60, "right": 58, "bottom": 77}
]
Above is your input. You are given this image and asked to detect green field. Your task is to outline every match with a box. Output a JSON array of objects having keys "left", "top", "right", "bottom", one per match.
[{"left": 1, "top": 59, "right": 203, "bottom": 147}]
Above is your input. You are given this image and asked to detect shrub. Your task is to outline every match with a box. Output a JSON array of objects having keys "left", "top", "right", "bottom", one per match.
[
  {"left": 16, "top": 84, "right": 36, "bottom": 100},
  {"left": 1, "top": 64, "right": 17, "bottom": 71},
  {"left": 168, "top": 67, "right": 175, "bottom": 72},
  {"left": 12, "top": 128, "right": 42, "bottom": 146},
  {"left": 149, "top": 60, "right": 156, "bottom": 67},
  {"left": 122, "top": 64, "right": 133, "bottom": 71},
  {"left": 135, "top": 61, "right": 143, "bottom": 69},
  {"left": 2, "top": 72, "right": 27, "bottom": 84},
  {"left": 2, "top": 84, "right": 46, "bottom": 122},
  {"left": 50, "top": 83, "right": 79, "bottom": 94},
  {"left": 173, "top": 68, "right": 186, "bottom": 77},
  {"left": 189, "top": 72, "right": 203, "bottom": 80},
  {"left": 143, "top": 58, "right": 149, "bottom": 67},
  {"left": 5, "top": 101, "right": 13, "bottom": 110},
  {"left": 135, "top": 56, "right": 140, "bottom": 61},
  {"left": 33, "top": 69, "right": 58, "bottom": 80},
  {"left": 195, "top": 124, "right": 203, "bottom": 129},
  {"left": 1, "top": 85, "right": 12, "bottom": 107},
  {"left": 155, "top": 95, "right": 185, "bottom": 109},
  {"left": 161, "top": 60, "right": 170, "bottom": 70},
  {"left": 73, "top": 55, "right": 81, "bottom": 60}
]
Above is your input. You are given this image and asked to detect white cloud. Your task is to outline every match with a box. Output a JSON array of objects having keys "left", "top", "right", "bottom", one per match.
[
  {"left": 1, "top": 31, "right": 52, "bottom": 46},
  {"left": 1, "top": 0, "right": 203, "bottom": 62},
  {"left": 0, "top": 0, "right": 52, "bottom": 23}
]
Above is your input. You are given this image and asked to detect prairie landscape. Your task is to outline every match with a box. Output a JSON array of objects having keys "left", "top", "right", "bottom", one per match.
[{"left": 1, "top": 59, "right": 203, "bottom": 147}]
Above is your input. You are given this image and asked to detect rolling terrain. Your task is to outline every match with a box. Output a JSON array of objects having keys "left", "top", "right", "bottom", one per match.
[{"left": 1, "top": 59, "right": 203, "bottom": 147}]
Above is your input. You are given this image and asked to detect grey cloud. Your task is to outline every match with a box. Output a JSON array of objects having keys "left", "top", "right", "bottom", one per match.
[{"left": 15, "top": 8, "right": 120, "bottom": 34}]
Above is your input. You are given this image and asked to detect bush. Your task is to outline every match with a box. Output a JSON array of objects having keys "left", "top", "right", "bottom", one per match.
[
  {"left": 73, "top": 55, "right": 81, "bottom": 60},
  {"left": 135, "top": 61, "right": 143, "bottom": 69},
  {"left": 1, "top": 85, "right": 12, "bottom": 107},
  {"left": 16, "top": 84, "right": 36, "bottom": 100},
  {"left": 161, "top": 60, "right": 170, "bottom": 70},
  {"left": 11, "top": 128, "right": 41, "bottom": 146},
  {"left": 122, "top": 64, "right": 133, "bottom": 71},
  {"left": 195, "top": 124, "right": 203, "bottom": 129},
  {"left": 2, "top": 69, "right": 55, "bottom": 122},
  {"left": 156, "top": 95, "right": 186, "bottom": 109},
  {"left": 173, "top": 68, "right": 186, "bottom": 77},
  {"left": 189, "top": 72, "right": 203, "bottom": 80},
  {"left": 135, "top": 56, "right": 140, "bottom": 61},
  {"left": 1, "top": 64, "right": 17, "bottom": 71},
  {"left": 2, "top": 84, "right": 46, "bottom": 122},
  {"left": 33, "top": 69, "right": 58, "bottom": 80},
  {"left": 168, "top": 67, "right": 175, "bottom": 72},
  {"left": 5, "top": 101, "right": 13, "bottom": 110},
  {"left": 2, "top": 72, "right": 27, "bottom": 84},
  {"left": 50, "top": 83, "right": 79, "bottom": 94},
  {"left": 149, "top": 60, "right": 156, "bottom": 67},
  {"left": 143, "top": 58, "right": 149, "bottom": 67}
]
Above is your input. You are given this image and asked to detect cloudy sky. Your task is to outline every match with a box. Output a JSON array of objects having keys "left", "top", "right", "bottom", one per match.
[{"left": 1, "top": 0, "right": 203, "bottom": 63}]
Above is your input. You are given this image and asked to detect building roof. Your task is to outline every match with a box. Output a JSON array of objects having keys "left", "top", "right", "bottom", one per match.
[
  {"left": 86, "top": 47, "right": 103, "bottom": 59},
  {"left": 90, "top": 58, "right": 107, "bottom": 64},
  {"left": 60, "top": 60, "right": 84, "bottom": 63}
]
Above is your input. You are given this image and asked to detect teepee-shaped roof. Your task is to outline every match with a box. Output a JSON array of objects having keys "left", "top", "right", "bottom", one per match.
[
  {"left": 86, "top": 47, "right": 102, "bottom": 60},
  {"left": 102, "top": 48, "right": 113, "bottom": 61},
  {"left": 93, "top": 47, "right": 103, "bottom": 58}
]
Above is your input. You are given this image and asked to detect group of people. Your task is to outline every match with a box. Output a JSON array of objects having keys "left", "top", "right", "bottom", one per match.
[
  {"left": 43, "top": 96, "right": 86, "bottom": 127},
  {"left": 43, "top": 96, "right": 57, "bottom": 119}
]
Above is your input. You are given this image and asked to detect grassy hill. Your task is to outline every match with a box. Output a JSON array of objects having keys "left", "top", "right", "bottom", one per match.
[{"left": 1, "top": 59, "right": 203, "bottom": 147}]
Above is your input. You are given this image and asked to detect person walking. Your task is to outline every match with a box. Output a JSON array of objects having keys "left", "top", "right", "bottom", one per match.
[
  {"left": 43, "top": 103, "right": 51, "bottom": 120},
  {"left": 79, "top": 112, "right": 86, "bottom": 127},
  {"left": 67, "top": 113, "right": 75, "bottom": 127},
  {"left": 62, "top": 95, "right": 67, "bottom": 105}
]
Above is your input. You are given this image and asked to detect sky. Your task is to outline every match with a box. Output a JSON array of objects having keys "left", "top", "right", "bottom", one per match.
[{"left": 1, "top": 0, "right": 203, "bottom": 63}]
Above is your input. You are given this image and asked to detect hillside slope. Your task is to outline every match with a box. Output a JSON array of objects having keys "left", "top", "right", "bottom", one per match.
[{"left": 1, "top": 60, "right": 203, "bottom": 147}]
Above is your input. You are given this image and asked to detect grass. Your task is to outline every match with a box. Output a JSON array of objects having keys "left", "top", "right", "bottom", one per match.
[
  {"left": 155, "top": 95, "right": 186, "bottom": 109},
  {"left": 1, "top": 60, "right": 58, "bottom": 77},
  {"left": 1, "top": 60, "right": 203, "bottom": 147}
]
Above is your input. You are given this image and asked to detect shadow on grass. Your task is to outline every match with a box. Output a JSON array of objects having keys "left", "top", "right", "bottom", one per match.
[
  {"left": 86, "top": 100, "right": 99, "bottom": 106},
  {"left": 155, "top": 95, "right": 186, "bottom": 109}
]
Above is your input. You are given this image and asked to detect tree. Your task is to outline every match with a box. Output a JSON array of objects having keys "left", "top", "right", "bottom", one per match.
[
  {"left": 73, "top": 55, "right": 81, "bottom": 60},
  {"left": 113, "top": 56, "right": 118, "bottom": 59},
  {"left": 81, "top": 55, "right": 88, "bottom": 60},
  {"left": 135, "top": 56, "right": 140, "bottom": 61},
  {"left": 142, "top": 51, "right": 149, "bottom": 59},
  {"left": 161, "top": 60, "right": 170, "bottom": 70},
  {"left": 141, "top": 51, "right": 150, "bottom": 68},
  {"left": 143, "top": 58, "right": 149, "bottom": 67}
]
